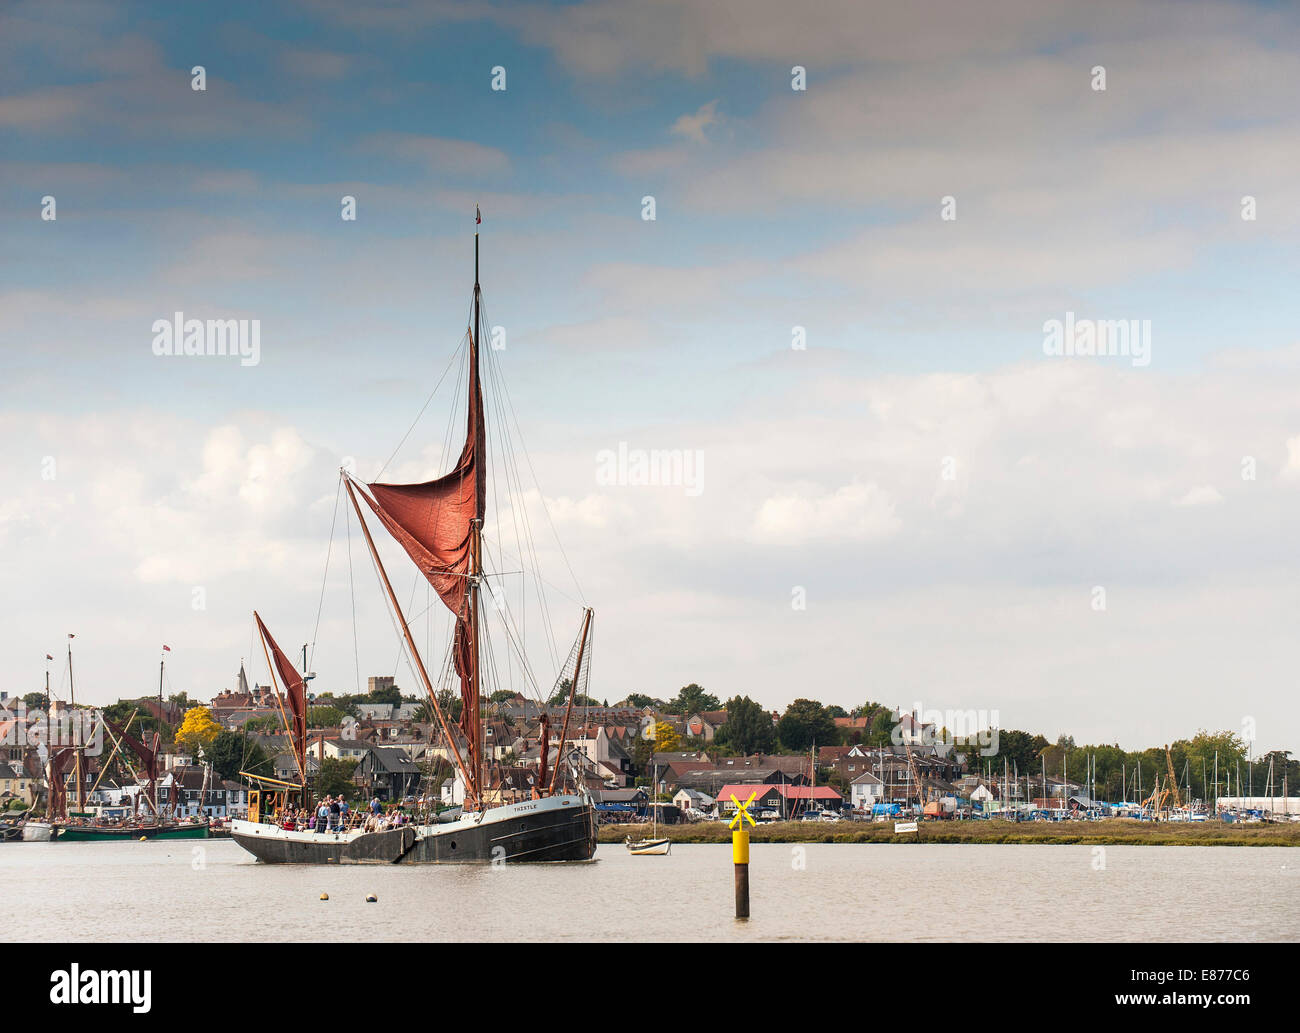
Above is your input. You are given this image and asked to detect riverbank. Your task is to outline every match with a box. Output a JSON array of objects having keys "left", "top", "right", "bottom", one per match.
[{"left": 599, "top": 818, "right": 1300, "bottom": 847}]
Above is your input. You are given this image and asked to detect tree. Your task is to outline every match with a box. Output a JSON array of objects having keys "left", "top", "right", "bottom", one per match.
[
  {"left": 175, "top": 706, "right": 221, "bottom": 756},
  {"left": 652, "top": 721, "right": 681, "bottom": 753},
  {"left": 664, "top": 683, "right": 721, "bottom": 716},
  {"left": 21, "top": 692, "right": 46, "bottom": 709},
  {"left": 777, "top": 699, "right": 837, "bottom": 753},
  {"left": 208, "top": 730, "right": 270, "bottom": 783},
  {"left": 713, "top": 696, "right": 776, "bottom": 755},
  {"left": 366, "top": 682, "right": 402, "bottom": 706},
  {"left": 622, "top": 693, "right": 660, "bottom": 709},
  {"left": 316, "top": 757, "right": 358, "bottom": 798},
  {"left": 307, "top": 705, "right": 347, "bottom": 729}
]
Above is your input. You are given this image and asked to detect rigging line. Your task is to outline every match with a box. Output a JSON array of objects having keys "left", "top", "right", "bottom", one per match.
[
  {"left": 479, "top": 537, "right": 588, "bottom": 611},
  {"left": 485, "top": 334, "right": 539, "bottom": 683},
  {"left": 487, "top": 336, "right": 585, "bottom": 603},
  {"left": 478, "top": 299, "right": 529, "bottom": 688},
  {"left": 492, "top": 363, "right": 562, "bottom": 675},
  {"left": 355, "top": 492, "right": 448, "bottom": 737},
  {"left": 391, "top": 569, "right": 423, "bottom": 683},
  {"left": 478, "top": 539, "right": 550, "bottom": 699},
  {"left": 482, "top": 342, "right": 561, "bottom": 672},
  {"left": 482, "top": 356, "right": 512, "bottom": 697},
  {"left": 476, "top": 289, "right": 557, "bottom": 676},
  {"left": 309, "top": 476, "right": 344, "bottom": 673},
  {"left": 371, "top": 338, "right": 467, "bottom": 483},
  {"left": 345, "top": 492, "right": 362, "bottom": 696},
  {"left": 397, "top": 331, "right": 469, "bottom": 570}
]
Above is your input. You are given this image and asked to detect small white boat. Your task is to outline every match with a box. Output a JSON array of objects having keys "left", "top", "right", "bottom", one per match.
[
  {"left": 22, "top": 821, "right": 55, "bottom": 842},
  {"left": 626, "top": 764, "right": 671, "bottom": 855},
  {"left": 625, "top": 835, "right": 671, "bottom": 855}
]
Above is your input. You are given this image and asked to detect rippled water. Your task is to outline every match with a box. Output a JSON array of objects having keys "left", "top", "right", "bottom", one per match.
[{"left": 4, "top": 839, "right": 1295, "bottom": 941}]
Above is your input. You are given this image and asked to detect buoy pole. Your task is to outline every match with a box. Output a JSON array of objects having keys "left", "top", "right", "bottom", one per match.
[
  {"left": 729, "top": 791, "right": 756, "bottom": 920},
  {"left": 733, "top": 822, "right": 750, "bottom": 919}
]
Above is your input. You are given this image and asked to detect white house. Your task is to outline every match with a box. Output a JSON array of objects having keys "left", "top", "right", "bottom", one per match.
[
  {"left": 440, "top": 775, "right": 466, "bottom": 807},
  {"left": 850, "top": 771, "right": 885, "bottom": 810},
  {"left": 672, "top": 788, "right": 715, "bottom": 814}
]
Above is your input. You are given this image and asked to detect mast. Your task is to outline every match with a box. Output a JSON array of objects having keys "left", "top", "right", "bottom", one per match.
[
  {"left": 548, "top": 608, "right": 593, "bottom": 795},
  {"left": 69, "top": 635, "right": 84, "bottom": 813},
  {"left": 468, "top": 217, "right": 484, "bottom": 805}
]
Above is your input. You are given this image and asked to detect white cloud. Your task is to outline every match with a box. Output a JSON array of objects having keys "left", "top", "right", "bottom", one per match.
[
  {"left": 670, "top": 100, "right": 719, "bottom": 144},
  {"left": 752, "top": 481, "right": 900, "bottom": 545},
  {"left": 1174, "top": 485, "right": 1223, "bottom": 507}
]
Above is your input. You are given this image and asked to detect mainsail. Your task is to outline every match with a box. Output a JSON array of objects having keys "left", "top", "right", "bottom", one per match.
[
  {"left": 103, "top": 717, "right": 161, "bottom": 812},
  {"left": 350, "top": 270, "right": 487, "bottom": 803}
]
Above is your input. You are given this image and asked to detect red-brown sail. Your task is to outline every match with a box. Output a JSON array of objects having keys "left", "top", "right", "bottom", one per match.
[
  {"left": 253, "top": 612, "right": 307, "bottom": 780},
  {"left": 355, "top": 324, "right": 486, "bottom": 795},
  {"left": 104, "top": 717, "right": 158, "bottom": 783},
  {"left": 362, "top": 331, "right": 485, "bottom": 623},
  {"left": 47, "top": 746, "right": 79, "bottom": 820}
]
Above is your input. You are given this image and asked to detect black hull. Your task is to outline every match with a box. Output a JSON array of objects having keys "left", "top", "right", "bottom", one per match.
[
  {"left": 404, "top": 801, "right": 596, "bottom": 863},
  {"left": 232, "top": 825, "right": 417, "bottom": 864},
  {"left": 231, "top": 799, "right": 596, "bottom": 865}
]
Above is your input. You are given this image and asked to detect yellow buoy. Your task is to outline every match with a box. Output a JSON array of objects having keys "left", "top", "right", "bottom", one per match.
[
  {"left": 139, "top": 836, "right": 147, "bottom": 841},
  {"left": 319, "top": 893, "right": 329, "bottom": 900},
  {"left": 365, "top": 894, "right": 377, "bottom": 903}
]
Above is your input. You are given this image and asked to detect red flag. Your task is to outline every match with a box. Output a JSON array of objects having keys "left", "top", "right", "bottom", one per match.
[
  {"left": 45, "top": 654, "right": 53, "bottom": 660},
  {"left": 67, "top": 633, "right": 75, "bottom": 639},
  {"left": 162, "top": 645, "right": 171, "bottom": 652},
  {"left": 475, "top": 205, "right": 481, "bottom": 225}
]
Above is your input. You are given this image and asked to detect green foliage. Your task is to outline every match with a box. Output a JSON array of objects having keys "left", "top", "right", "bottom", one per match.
[
  {"left": 777, "top": 699, "right": 837, "bottom": 753},
  {"left": 21, "top": 692, "right": 46, "bottom": 709},
  {"left": 366, "top": 683, "right": 402, "bottom": 706},
  {"left": 713, "top": 696, "right": 776, "bottom": 755},
  {"left": 663, "top": 683, "right": 721, "bottom": 716},
  {"left": 306, "top": 705, "right": 347, "bottom": 729},
  {"left": 316, "top": 757, "right": 359, "bottom": 797},
  {"left": 621, "top": 693, "right": 660, "bottom": 709},
  {"left": 208, "top": 730, "right": 270, "bottom": 782}
]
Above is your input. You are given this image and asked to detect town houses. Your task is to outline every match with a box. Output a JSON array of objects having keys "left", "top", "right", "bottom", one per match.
[{"left": 1, "top": 677, "right": 1122, "bottom": 824}]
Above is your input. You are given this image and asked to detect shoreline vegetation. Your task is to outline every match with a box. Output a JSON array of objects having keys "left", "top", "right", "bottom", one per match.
[{"left": 599, "top": 818, "right": 1300, "bottom": 847}]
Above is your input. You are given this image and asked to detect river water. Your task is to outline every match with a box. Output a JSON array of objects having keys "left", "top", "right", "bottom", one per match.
[{"left": 4, "top": 840, "right": 1295, "bottom": 941}]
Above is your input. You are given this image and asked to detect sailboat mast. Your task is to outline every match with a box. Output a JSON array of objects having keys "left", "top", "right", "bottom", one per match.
[
  {"left": 69, "top": 637, "right": 84, "bottom": 813},
  {"left": 467, "top": 221, "right": 485, "bottom": 807}
]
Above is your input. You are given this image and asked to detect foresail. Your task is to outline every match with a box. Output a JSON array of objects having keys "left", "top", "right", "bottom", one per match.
[{"left": 253, "top": 612, "right": 307, "bottom": 773}]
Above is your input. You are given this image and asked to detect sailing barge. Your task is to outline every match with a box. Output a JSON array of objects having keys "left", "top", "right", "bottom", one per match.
[{"left": 231, "top": 221, "right": 597, "bottom": 864}]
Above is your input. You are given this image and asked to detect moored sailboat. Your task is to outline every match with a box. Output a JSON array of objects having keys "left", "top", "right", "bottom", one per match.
[{"left": 231, "top": 218, "right": 597, "bottom": 864}]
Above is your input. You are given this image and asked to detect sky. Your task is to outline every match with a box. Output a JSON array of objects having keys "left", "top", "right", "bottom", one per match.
[{"left": 1, "top": 0, "right": 1298, "bottom": 756}]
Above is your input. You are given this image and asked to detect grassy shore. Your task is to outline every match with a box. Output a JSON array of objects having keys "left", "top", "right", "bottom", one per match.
[{"left": 600, "top": 818, "right": 1300, "bottom": 847}]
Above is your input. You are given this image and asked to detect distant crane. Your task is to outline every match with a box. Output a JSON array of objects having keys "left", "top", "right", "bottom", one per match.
[{"left": 1165, "top": 745, "right": 1183, "bottom": 810}]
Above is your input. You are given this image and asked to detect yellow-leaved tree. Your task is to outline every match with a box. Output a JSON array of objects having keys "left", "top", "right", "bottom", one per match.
[
  {"left": 176, "top": 706, "right": 221, "bottom": 756},
  {"left": 653, "top": 720, "right": 681, "bottom": 753}
]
